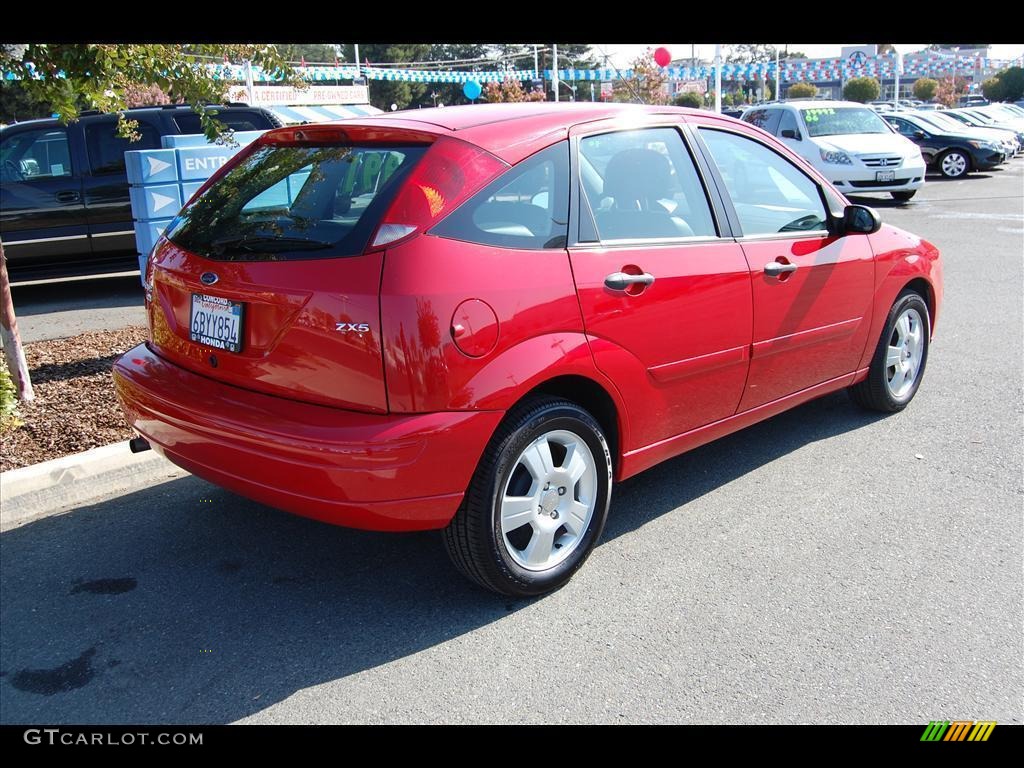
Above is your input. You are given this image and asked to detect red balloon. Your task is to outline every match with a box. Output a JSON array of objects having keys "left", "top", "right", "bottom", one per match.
[{"left": 654, "top": 47, "right": 672, "bottom": 67}]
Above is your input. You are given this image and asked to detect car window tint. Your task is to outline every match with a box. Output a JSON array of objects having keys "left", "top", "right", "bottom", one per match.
[
  {"left": 699, "top": 128, "right": 828, "bottom": 236},
  {"left": 0, "top": 128, "right": 73, "bottom": 181},
  {"left": 745, "top": 108, "right": 782, "bottom": 136},
  {"left": 430, "top": 141, "right": 569, "bottom": 249},
  {"left": 578, "top": 127, "right": 717, "bottom": 241},
  {"left": 85, "top": 120, "right": 161, "bottom": 175},
  {"left": 887, "top": 118, "right": 918, "bottom": 137},
  {"left": 778, "top": 110, "right": 799, "bottom": 137}
]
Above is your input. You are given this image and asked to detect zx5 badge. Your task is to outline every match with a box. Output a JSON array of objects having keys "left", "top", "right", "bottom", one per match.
[{"left": 336, "top": 322, "right": 371, "bottom": 333}]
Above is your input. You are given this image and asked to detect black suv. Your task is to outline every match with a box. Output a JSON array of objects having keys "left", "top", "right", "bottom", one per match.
[{"left": 0, "top": 105, "right": 281, "bottom": 281}]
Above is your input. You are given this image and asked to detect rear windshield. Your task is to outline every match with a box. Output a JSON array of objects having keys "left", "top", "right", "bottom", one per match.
[
  {"left": 799, "top": 107, "right": 893, "bottom": 137},
  {"left": 166, "top": 143, "right": 426, "bottom": 261}
]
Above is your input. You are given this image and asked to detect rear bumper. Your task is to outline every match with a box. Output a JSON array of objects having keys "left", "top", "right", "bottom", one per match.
[{"left": 113, "top": 343, "right": 504, "bottom": 531}]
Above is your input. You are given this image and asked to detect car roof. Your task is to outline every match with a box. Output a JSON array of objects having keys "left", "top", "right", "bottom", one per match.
[
  {"left": 0, "top": 104, "right": 265, "bottom": 131},
  {"left": 775, "top": 100, "right": 872, "bottom": 109},
  {"left": 300, "top": 102, "right": 707, "bottom": 163}
]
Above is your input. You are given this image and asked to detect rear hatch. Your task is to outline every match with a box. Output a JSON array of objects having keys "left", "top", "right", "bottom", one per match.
[{"left": 147, "top": 128, "right": 429, "bottom": 413}]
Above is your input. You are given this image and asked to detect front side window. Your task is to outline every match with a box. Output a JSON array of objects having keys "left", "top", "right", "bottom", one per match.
[
  {"left": 887, "top": 118, "right": 920, "bottom": 138},
  {"left": 430, "top": 141, "right": 569, "bottom": 249},
  {"left": 166, "top": 143, "right": 425, "bottom": 261},
  {"left": 85, "top": 119, "right": 161, "bottom": 175},
  {"left": 0, "top": 128, "right": 73, "bottom": 181},
  {"left": 778, "top": 110, "right": 800, "bottom": 138},
  {"left": 699, "top": 128, "right": 828, "bottom": 236},
  {"left": 578, "top": 127, "right": 717, "bottom": 241},
  {"left": 799, "top": 107, "right": 894, "bottom": 137}
]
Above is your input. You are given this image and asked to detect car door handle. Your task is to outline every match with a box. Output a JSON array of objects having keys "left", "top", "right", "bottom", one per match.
[
  {"left": 604, "top": 272, "right": 656, "bottom": 291},
  {"left": 55, "top": 190, "right": 80, "bottom": 203},
  {"left": 764, "top": 261, "right": 798, "bottom": 278}
]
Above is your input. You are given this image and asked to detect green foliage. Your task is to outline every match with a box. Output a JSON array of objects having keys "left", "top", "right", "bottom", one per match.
[
  {"left": 982, "top": 66, "right": 1024, "bottom": 102},
  {"left": 0, "top": 44, "right": 300, "bottom": 143},
  {"left": 843, "top": 76, "right": 881, "bottom": 103},
  {"left": 614, "top": 48, "right": 669, "bottom": 105},
  {"left": 788, "top": 82, "right": 818, "bottom": 99},
  {"left": 274, "top": 44, "right": 340, "bottom": 65},
  {"left": 674, "top": 91, "right": 703, "bottom": 108},
  {"left": 913, "top": 78, "right": 939, "bottom": 101},
  {"left": 0, "top": 356, "right": 22, "bottom": 433},
  {"left": 0, "top": 80, "right": 72, "bottom": 123}
]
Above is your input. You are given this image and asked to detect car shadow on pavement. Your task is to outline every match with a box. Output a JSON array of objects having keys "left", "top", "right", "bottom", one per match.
[
  {"left": 0, "top": 391, "right": 885, "bottom": 724},
  {"left": 10, "top": 276, "right": 144, "bottom": 317}
]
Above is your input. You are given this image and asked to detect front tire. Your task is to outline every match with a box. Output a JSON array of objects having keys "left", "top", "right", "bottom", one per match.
[
  {"left": 444, "top": 397, "right": 612, "bottom": 597},
  {"left": 890, "top": 190, "right": 916, "bottom": 201},
  {"left": 849, "top": 291, "right": 930, "bottom": 412},
  {"left": 938, "top": 149, "right": 970, "bottom": 178}
]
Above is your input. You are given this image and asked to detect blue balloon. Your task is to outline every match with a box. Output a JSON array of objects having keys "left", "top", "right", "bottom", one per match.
[{"left": 463, "top": 80, "right": 482, "bottom": 100}]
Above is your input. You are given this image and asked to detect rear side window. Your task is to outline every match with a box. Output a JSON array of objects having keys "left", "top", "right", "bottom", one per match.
[
  {"left": 166, "top": 143, "right": 426, "bottom": 261},
  {"left": 0, "top": 128, "right": 72, "bottom": 180},
  {"left": 778, "top": 110, "right": 800, "bottom": 138},
  {"left": 744, "top": 109, "right": 782, "bottom": 136},
  {"left": 578, "top": 127, "right": 717, "bottom": 241},
  {"left": 430, "top": 141, "right": 569, "bottom": 249},
  {"left": 173, "top": 110, "right": 276, "bottom": 134},
  {"left": 85, "top": 119, "right": 161, "bottom": 174}
]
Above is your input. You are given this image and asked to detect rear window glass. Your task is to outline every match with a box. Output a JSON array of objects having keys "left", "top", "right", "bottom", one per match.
[{"left": 166, "top": 143, "right": 426, "bottom": 261}]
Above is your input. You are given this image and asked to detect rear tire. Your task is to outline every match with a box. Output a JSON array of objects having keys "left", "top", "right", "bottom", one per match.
[
  {"left": 444, "top": 397, "right": 612, "bottom": 597},
  {"left": 849, "top": 290, "right": 930, "bottom": 413},
  {"left": 890, "top": 190, "right": 916, "bottom": 201}
]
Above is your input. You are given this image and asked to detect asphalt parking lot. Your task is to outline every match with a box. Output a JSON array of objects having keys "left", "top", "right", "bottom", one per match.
[{"left": 1, "top": 160, "right": 1021, "bottom": 725}]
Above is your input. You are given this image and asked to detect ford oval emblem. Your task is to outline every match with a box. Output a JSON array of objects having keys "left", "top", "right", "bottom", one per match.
[{"left": 200, "top": 272, "right": 219, "bottom": 286}]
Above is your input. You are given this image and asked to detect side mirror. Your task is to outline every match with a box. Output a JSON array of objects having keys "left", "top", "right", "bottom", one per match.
[
  {"left": 780, "top": 129, "right": 800, "bottom": 140},
  {"left": 843, "top": 204, "right": 881, "bottom": 235},
  {"left": 913, "top": 130, "right": 928, "bottom": 140}
]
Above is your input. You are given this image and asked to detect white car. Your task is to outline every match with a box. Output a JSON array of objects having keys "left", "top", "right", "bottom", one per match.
[{"left": 741, "top": 100, "right": 927, "bottom": 201}]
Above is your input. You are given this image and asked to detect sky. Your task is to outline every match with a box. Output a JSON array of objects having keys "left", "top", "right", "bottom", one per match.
[{"left": 595, "top": 43, "right": 1024, "bottom": 68}]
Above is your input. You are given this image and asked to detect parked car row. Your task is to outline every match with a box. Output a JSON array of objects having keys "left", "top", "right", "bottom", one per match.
[{"left": 741, "top": 100, "right": 1023, "bottom": 198}]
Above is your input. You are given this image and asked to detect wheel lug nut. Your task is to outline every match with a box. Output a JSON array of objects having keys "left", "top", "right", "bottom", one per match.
[
  {"left": 558, "top": 486, "right": 566, "bottom": 496},
  {"left": 550, "top": 510, "right": 559, "bottom": 519}
]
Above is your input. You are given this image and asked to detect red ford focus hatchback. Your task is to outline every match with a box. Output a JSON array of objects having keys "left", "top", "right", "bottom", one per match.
[{"left": 114, "top": 103, "right": 942, "bottom": 596}]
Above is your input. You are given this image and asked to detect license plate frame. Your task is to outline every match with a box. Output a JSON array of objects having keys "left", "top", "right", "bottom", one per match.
[
  {"left": 189, "top": 293, "right": 244, "bottom": 354},
  {"left": 875, "top": 170, "right": 896, "bottom": 183}
]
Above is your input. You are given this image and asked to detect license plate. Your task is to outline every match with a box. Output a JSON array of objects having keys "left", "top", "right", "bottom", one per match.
[
  {"left": 190, "top": 293, "right": 244, "bottom": 353},
  {"left": 875, "top": 170, "right": 896, "bottom": 182}
]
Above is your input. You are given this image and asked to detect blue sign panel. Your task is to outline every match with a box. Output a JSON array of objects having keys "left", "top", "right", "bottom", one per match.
[
  {"left": 125, "top": 148, "right": 179, "bottom": 185},
  {"left": 176, "top": 147, "right": 235, "bottom": 181},
  {"left": 130, "top": 184, "right": 182, "bottom": 221},
  {"left": 162, "top": 130, "right": 266, "bottom": 149},
  {"left": 180, "top": 181, "right": 205, "bottom": 204},
  {"left": 134, "top": 218, "right": 173, "bottom": 263}
]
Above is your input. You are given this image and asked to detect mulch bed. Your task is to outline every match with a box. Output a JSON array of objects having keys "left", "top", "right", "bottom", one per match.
[{"left": 1, "top": 326, "right": 149, "bottom": 472}]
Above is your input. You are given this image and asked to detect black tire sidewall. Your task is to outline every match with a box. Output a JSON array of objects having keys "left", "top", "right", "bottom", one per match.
[
  {"left": 873, "top": 292, "right": 931, "bottom": 409},
  {"left": 485, "top": 404, "right": 612, "bottom": 596}
]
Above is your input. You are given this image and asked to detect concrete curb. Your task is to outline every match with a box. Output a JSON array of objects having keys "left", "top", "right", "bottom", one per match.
[{"left": 0, "top": 441, "right": 189, "bottom": 531}]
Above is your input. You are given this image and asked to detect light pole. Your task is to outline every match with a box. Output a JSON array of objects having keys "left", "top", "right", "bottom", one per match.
[{"left": 953, "top": 46, "right": 960, "bottom": 100}]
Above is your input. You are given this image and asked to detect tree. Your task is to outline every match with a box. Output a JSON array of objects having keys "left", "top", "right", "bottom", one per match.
[
  {"left": 0, "top": 43, "right": 298, "bottom": 403},
  {"left": 844, "top": 76, "right": 881, "bottom": 103},
  {"left": 614, "top": 48, "right": 670, "bottom": 105},
  {"left": 483, "top": 77, "right": 545, "bottom": 103},
  {"left": 982, "top": 66, "right": 1024, "bottom": 102},
  {"left": 788, "top": 82, "right": 818, "bottom": 99},
  {"left": 936, "top": 75, "right": 969, "bottom": 107},
  {"left": 344, "top": 44, "right": 431, "bottom": 111},
  {"left": 674, "top": 91, "right": 703, "bottom": 109},
  {"left": 913, "top": 78, "right": 939, "bottom": 102},
  {"left": 876, "top": 44, "right": 896, "bottom": 55}
]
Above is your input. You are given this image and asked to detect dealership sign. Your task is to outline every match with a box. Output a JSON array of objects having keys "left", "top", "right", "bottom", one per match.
[{"left": 226, "top": 85, "right": 369, "bottom": 105}]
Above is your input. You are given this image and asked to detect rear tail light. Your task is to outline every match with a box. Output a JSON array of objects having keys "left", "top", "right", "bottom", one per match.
[{"left": 369, "top": 137, "right": 507, "bottom": 249}]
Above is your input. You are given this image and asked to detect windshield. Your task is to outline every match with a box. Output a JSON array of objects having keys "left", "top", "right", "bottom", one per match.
[
  {"left": 166, "top": 143, "right": 425, "bottom": 261},
  {"left": 917, "top": 112, "right": 971, "bottom": 132},
  {"left": 799, "top": 107, "right": 893, "bottom": 137}
]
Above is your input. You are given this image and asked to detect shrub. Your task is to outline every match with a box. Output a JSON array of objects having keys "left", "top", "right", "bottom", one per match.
[
  {"left": 913, "top": 78, "right": 939, "bottom": 102},
  {"left": 844, "top": 77, "right": 881, "bottom": 103},
  {"left": 673, "top": 91, "right": 703, "bottom": 109},
  {"left": 787, "top": 82, "right": 818, "bottom": 99},
  {"left": 0, "top": 357, "right": 22, "bottom": 434}
]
